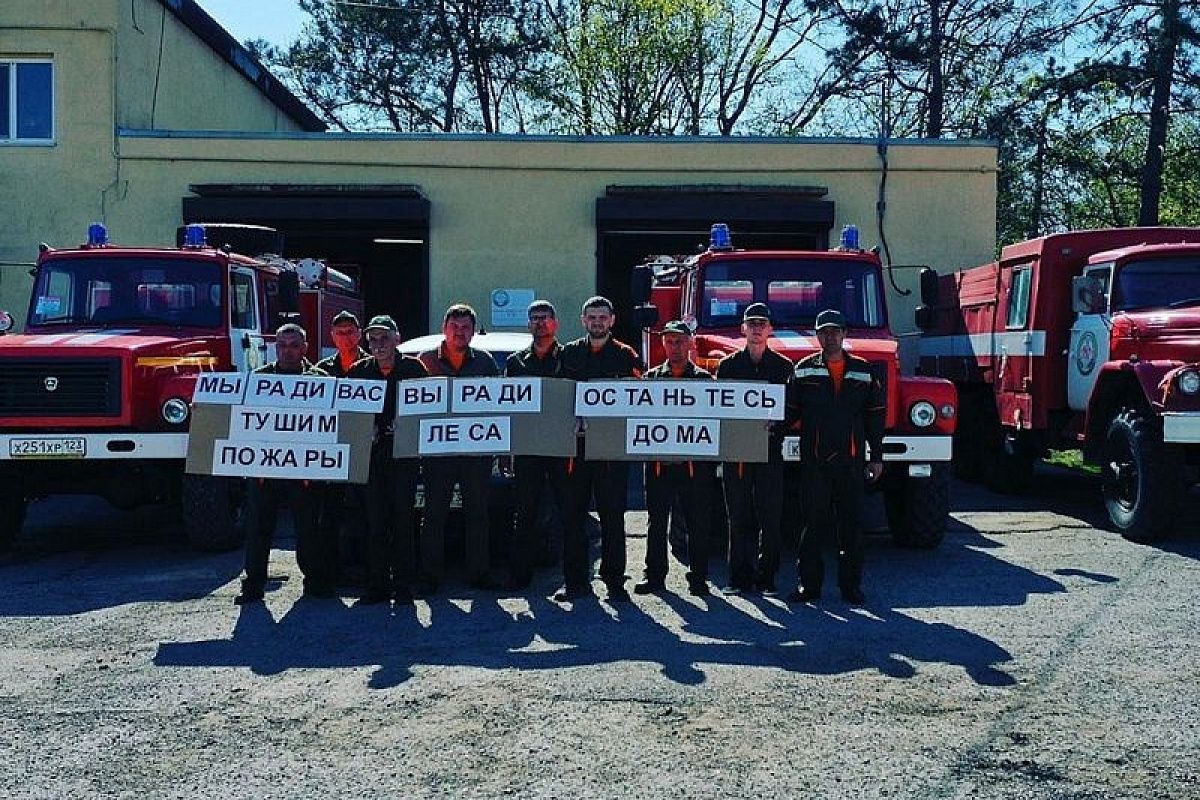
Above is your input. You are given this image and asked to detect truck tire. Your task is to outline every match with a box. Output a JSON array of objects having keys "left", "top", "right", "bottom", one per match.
[
  {"left": 180, "top": 475, "right": 246, "bottom": 551},
  {"left": 884, "top": 464, "right": 949, "bottom": 549},
  {"left": 1102, "top": 408, "right": 1182, "bottom": 543},
  {"left": 0, "top": 489, "right": 27, "bottom": 550}
]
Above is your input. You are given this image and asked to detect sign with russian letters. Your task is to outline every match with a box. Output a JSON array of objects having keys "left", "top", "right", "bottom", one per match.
[
  {"left": 392, "top": 377, "right": 575, "bottom": 458},
  {"left": 185, "top": 375, "right": 380, "bottom": 482},
  {"left": 578, "top": 379, "right": 779, "bottom": 461}
]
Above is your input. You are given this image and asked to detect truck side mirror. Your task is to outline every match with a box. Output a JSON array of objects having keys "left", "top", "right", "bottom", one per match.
[
  {"left": 633, "top": 304, "right": 660, "bottom": 330},
  {"left": 278, "top": 271, "right": 300, "bottom": 314},
  {"left": 918, "top": 267, "right": 939, "bottom": 306},
  {"left": 915, "top": 305, "right": 936, "bottom": 331},
  {"left": 1072, "top": 275, "right": 1106, "bottom": 314},
  {"left": 630, "top": 264, "right": 653, "bottom": 306}
]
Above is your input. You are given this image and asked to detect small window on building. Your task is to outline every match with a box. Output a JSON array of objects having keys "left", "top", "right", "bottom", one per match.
[
  {"left": 1006, "top": 267, "right": 1032, "bottom": 329},
  {"left": 230, "top": 272, "right": 258, "bottom": 330},
  {"left": 1, "top": 60, "right": 55, "bottom": 143}
]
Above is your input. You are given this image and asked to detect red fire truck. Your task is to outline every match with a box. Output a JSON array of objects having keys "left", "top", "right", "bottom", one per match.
[
  {"left": 919, "top": 228, "right": 1200, "bottom": 541},
  {"left": 0, "top": 223, "right": 362, "bottom": 550},
  {"left": 630, "top": 224, "right": 958, "bottom": 548}
]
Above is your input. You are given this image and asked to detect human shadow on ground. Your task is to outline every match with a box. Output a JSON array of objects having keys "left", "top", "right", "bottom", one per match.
[{"left": 153, "top": 507, "right": 1052, "bottom": 690}]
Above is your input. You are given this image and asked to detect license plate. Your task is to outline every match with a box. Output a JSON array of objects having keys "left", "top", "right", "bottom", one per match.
[{"left": 9, "top": 437, "right": 87, "bottom": 459}]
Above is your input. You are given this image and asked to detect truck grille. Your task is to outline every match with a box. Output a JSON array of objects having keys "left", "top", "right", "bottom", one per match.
[{"left": 0, "top": 358, "right": 123, "bottom": 417}]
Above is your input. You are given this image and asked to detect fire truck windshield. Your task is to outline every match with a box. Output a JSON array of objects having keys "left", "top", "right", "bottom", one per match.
[
  {"left": 699, "top": 257, "right": 886, "bottom": 328},
  {"left": 1114, "top": 257, "right": 1200, "bottom": 312},
  {"left": 29, "top": 257, "right": 224, "bottom": 328}
]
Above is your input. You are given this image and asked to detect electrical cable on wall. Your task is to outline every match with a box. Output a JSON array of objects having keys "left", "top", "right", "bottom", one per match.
[{"left": 878, "top": 76, "right": 909, "bottom": 296}]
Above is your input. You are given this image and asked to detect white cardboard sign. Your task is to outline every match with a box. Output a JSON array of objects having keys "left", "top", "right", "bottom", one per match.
[
  {"left": 192, "top": 373, "right": 248, "bottom": 405},
  {"left": 228, "top": 406, "right": 340, "bottom": 444},
  {"left": 575, "top": 380, "right": 785, "bottom": 420},
  {"left": 244, "top": 374, "right": 336, "bottom": 409},
  {"left": 397, "top": 377, "right": 450, "bottom": 416},
  {"left": 418, "top": 415, "right": 512, "bottom": 455},
  {"left": 451, "top": 377, "right": 541, "bottom": 413},
  {"left": 625, "top": 419, "right": 721, "bottom": 457},
  {"left": 332, "top": 379, "right": 387, "bottom": 413},
  {"left": 210, "top": 440, "right": 351, "bottom": 480}
]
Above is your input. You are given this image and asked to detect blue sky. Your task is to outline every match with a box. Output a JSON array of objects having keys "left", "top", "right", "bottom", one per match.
[{"left": 198, "top": 0, "right": 307, "bottom": 48}]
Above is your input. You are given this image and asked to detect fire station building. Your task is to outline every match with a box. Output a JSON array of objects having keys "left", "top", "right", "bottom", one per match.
[{"left": 1, "top": 0, "right": 997, "bottom": 355}]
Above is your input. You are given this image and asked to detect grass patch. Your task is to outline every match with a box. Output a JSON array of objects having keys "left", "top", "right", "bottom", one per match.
[{"left": 1044, "top": 449, "right": 1101, "bottom": 475}]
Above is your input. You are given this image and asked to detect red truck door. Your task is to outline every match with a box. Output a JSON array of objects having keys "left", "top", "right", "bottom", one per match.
[
  {"left": 1066, "top": 262, "right": 1113, "bottom": 411},
  {"left": 996, "top": 262, "right": 1037, "bottom": 428},
  {"left": 229, "top": 266, "right": 267, "bottom": 370}
]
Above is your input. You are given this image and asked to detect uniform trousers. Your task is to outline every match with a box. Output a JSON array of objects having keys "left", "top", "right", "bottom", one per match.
[
  {"left": 561, "top": 456, "right": 629, "bottom": 591},
  {"left": 512, "top": 455, "right": 566, "bottom": 585},
  {"left": 644, "top": 461, "right": 712, "bottom": 584},
  {"left": 420, "top": 456, "right": 491, "bottom": 584},
  {"left": 797, "top": 461, "right": 865, "bottom": 593},
  {"left": 242, "top": 477, "right": 331, "bottom": 593},
  {"left": 356, "top": 441, "right": 419, "bottom": 594},
  {"left": 722, "top": 460, "right": 784, "bottom": 589}
]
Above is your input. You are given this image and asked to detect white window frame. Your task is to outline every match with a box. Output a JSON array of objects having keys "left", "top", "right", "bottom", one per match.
[{"left": 1, "top": 58, "right": 55, "bottom": 145}]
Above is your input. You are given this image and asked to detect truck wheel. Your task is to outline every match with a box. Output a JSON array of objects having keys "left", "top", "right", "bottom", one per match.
[
  {"left": 1102, "top": 409, "right": 1182, "bottom": 543},
  {"left": 0, "top": 490, "right": 27, "bottom": 550},
  {"left": 884, "top": 464, "right": 949, "bottom": 549},
  {"left": 180, "top": 475, "right": 246, "bottom": 551}
]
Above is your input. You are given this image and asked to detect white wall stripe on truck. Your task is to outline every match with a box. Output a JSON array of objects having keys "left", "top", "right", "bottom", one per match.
[{"left": 919, "top": 331, "right": 1048, "bottom": 358}]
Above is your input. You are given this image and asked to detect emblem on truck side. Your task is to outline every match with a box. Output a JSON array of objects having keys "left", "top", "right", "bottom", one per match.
[
  {"left": 44, "top": 377, "right": 59, "bottom": 391},
  {"left": 1076, "top": 331, "right": 1098, "bottom": 376}
]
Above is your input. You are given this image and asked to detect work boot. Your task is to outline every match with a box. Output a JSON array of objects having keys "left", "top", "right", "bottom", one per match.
[{"left": 633, "top": 579, "right": 666, "bottom": 595}]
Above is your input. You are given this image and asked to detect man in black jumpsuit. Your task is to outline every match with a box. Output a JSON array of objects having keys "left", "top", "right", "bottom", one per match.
[
  {"left": 504, "top": 300, "right": 565, "bottom": 589},
  {"left": 634, "top": 320, "right": 715, "bottom": 597},
  {"left": 558, "top": 295, "right": 644, "bottom": 602},
  {"left": 347, "top": 315, "right": 429, "bottom": 605},
  {"left": 716, "top": 303, "right": 793, "bottom": 595},
  {"left": 235, "top": 323, "right": 335, "bottom": 604},
  {"left": 418, "top": 304, "right": 501, "bottom": 592},
  {"left": 787, "top": 309, "right": 885, "bottom": 605}
]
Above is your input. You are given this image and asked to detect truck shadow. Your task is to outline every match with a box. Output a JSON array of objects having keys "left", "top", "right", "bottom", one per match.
[{"left": 150, "top": 517, "right": 1069, "bottom": 689}]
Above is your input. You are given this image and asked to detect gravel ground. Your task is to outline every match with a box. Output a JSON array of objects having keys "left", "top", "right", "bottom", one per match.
[{"left": 1, "top": 466, "right": 1198, "bottom": 799}]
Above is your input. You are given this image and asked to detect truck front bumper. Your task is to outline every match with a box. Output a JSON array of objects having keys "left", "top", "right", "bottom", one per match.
[
  {"left": 1162, "top": 413, "right": 1200, "bottom": 444},
  {"left": 782, "top": 434, "right": 952, "bottom": 463},
  {"left": 0, "top": 433, "right": 189, "bottom": 461}
]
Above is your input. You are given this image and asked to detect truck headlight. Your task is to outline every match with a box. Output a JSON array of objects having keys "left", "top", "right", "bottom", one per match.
[
  {"left": 1178, "top": 369, "right": 1200, "bottom": 396},
  {"left": 909, "top": 400, "right": 937, "bottom": 428},
  {"left": 161, "top": 397, "right": 190, "bottom": 425},
  {"left": 0, "top": 310, "right": 13, "bottom": 333}
]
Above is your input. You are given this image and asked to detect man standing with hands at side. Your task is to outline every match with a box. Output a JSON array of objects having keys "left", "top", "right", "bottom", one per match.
[
  {"left": 347, "top": 315, "right": 428, "bottom": 606},
  {"left": 557, "top": 296, "right": 643, "bottom": 603},
  {"left": 504, "top": 300, "right": 566, "bottom": 589},
  {"left": 716, "top": 302, "right": 793, "bottom": 596},
  {"left": 787, "top": 309, "right": 885, "bottom": 606}
]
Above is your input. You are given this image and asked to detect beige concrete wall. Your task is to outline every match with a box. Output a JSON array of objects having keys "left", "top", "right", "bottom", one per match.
[
  {"left": 108, "top": 134, "right": 996, "bottom": 349},
  {"left": 115, "top": 0, "right": 305, "bottom": 133},
  {"left": 0, "top": 7, "right": 119, "bottom": 320}
]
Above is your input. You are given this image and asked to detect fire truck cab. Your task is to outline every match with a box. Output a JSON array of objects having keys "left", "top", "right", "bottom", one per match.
[
  {"left": 630, "top": 224, "right": 958, "bottom": 548},
  {"left": 920, "top": 228, "right": 1200, "bottom": 541},
  {"left": 0, "top": 223, "right": 362, "bottom": 550}
]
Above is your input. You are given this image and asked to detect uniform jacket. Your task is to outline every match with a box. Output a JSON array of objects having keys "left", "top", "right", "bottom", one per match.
[
  {"left": 347, "top": 352, "right": 429, "bottom": 436},
  {"left": 644, "top": 359, "right": 714, "bottom": 469},
  {"left": 505, "top": 340, "right": 563, "bottom": 377},
  {"left": 419, "top": 343, "right": 500, "bottom": 378},
  {"left": 315, "top": 348, "right": 369, "bottom": 378},
  {"left": 559, "top": 336, "right": 643, "bottom": 380},
  {"left": 715, "top": 347, "right": 793, "bottom": 463},
  {"left": 786, "top": 350, "right": 885, "bottom": 466}
]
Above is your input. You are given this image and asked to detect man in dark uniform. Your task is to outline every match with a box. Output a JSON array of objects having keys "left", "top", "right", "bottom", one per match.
[
  {"left": 557, "top": 295, "right": 644, "bottom": 603},
  {"left": 313, "top": 310, "right": 370, "bottom": 581},
  {"left": 235, "top": 323, "right": 335, "bottom": 605},
  {"left": 347, "top": 315, "right": 429, "bottom": 605},
  {"left": 787, "top": 309, "right": 885, "bottom": 606},
  {"left": 504, "top": 299, "right": 565, "bottom": 589},
  {"left": 716, "top": 302, "right": 793, "bottom": 596},
  {"left": 634, "top": 320, "right": 715, "bottom": 598},
  {"left": 418, "top": 304, "right": 501, "bottom": 593}
]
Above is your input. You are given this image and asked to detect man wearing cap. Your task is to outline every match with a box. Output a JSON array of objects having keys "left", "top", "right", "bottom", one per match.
[
  {"left": 635, "top": 320, "right": 715, "bottom": 597},
  {"left": 504, "top": 300, "right": 565, "bottom": 589},
  {"left": 347, "top": 315, "right": 429, "bottom": 605},
  {"left": 314, "top": 309, "right": 370, "bottom": 581},
  {"left": 557, "top": 295, "right": 644, "bottom": 603},
  {"left": 786, "top": 309, "right": 885, "bottom": 606},
  {"left": 235, "top": 323, "right": 335, "bottom": 605},
  {"left": 418, "top": 304, "right": 501, "bottom": 593},
  {"left": 715, "top": 302, "right": 793, "bottom": 595}
]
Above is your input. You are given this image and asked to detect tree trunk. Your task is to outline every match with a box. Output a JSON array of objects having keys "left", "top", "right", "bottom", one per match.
[
  {"left": 1139, "top": 0, "right": 1181, "bottom": 226},
  {"left": 925, "top": 0, "right": 944, "bottom": 138}
]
